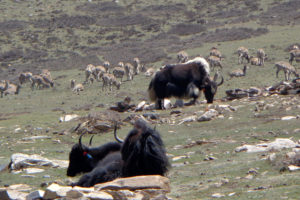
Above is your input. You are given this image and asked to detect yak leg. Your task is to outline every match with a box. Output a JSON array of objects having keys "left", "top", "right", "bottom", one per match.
[{"left": 155, "top": 99, "right": 164, "bottom": 109}]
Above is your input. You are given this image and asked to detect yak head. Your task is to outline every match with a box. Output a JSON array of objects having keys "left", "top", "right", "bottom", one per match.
[
  {"left": 203, "top": 72, "right": 224, "bottom": 103},
  {"left": 67, "top": 134, "right": 94, "bottom": 177}
]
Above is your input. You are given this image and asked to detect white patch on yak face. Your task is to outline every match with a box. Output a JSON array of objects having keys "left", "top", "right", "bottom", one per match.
[{"left": 184, "top": 57, "right": 210, "bottom": 74}]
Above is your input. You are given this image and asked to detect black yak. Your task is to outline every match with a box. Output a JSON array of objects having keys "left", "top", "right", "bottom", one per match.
[
  {"left": 68, "top": 120, "right": 170, "bottom": 187},
  {"left": 116, "top": 119, "right": 170, "bottom": 177},
  {"left": 66, "top": 134, "right": 121, "bottom": 177},
  {"left": 148, "top": 57, "right": 223, "bottom": 109}
]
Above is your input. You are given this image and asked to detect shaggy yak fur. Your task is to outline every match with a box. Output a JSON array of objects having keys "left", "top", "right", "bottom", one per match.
[
  {"left": 148, "top": 61, "right": 223, "bottom": 109},
  {"left": 68, "top": 120, "right": 170, "bottom": 187}
]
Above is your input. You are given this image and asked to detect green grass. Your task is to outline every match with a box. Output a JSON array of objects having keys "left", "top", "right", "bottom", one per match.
[{"left": 1, "top": 0, "right": 300, "bottom": 199}]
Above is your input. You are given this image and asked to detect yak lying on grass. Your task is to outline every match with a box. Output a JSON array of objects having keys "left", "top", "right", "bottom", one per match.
[
  {"left": 66, "top": 134, "right": 122, "bottom": 177},
  {"left": 68, "top": 120, "right": 170, "bottom": 187},
  {"left": 148, "top": 57, "right": 224, "bottom": 109}
]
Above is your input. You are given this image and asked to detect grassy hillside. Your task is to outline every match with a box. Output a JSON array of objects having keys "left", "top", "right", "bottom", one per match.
[{"left": 0, "top": 0, "right": 300, "bottom": 199}]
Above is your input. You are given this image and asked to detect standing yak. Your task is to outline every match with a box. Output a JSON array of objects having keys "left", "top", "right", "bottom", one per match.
[{"left": 148, "top": 57, "right": 223, "bottom": 109}]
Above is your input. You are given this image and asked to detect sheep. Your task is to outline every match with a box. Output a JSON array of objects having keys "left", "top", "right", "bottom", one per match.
[
  {"left": 289, "top": 49, "right": 300, "bottom": 64},
  {"left": 71, "top": 79, "right": 84, "bottom": 94},
  {"left": 4, "top": 83, "right": 21, "bottom": 96},
  {"left": 102, "top": 73, "right": 121, "bottom": 91},
  {"left": 133, "top": 57, "right": 142, "bottom": 74},
  {"left": 257, "top": 48, "right": 266, "bottom": 66},
  {"left": 0, "top": 80, "right": 9, "bottom": 98},
  {"left": 31, "top": 75, "right": 51, "bottom": 90},
  {"left": 207, "top": 55, "right": 222, "bottom": 71},
  {"left": 229, "top": 65, "right": 248, "bottom": 78},
  {"left": 275, "top": 61, "right": 299, "bottom": 81},
  {"left": 85, "top": 64, "right": 96, "bottom": 84},
  {"left": 237, "top": 46, "right": 250, "bottom": 64},
  {"left": 124, "top": 63, "right": 134, "bottom": 81},
  {"left": 210, "top": 47, "right": 222, "bottom": 59},
  {"left": 177, "top": 51, "right": 189, "bottom": 63},
  {"left": 112, "top": 62, "right": 125, "bottom": 82},
  {"left": 249, "top": 56, "right": 260, "bottom": 66},
  {"left": 18, "top": 72, "right": 33, "bottom": 85}
]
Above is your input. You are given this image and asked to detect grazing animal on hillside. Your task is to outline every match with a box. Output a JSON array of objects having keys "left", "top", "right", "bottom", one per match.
[
  {"left": 40, "top": 69, "right": 54, "bottom": 87},
  {"left": 210, "top": 47, "right": 222, "bottom": 59},
  {"left": 237, "top": 46, "right": 250, "bottom": 64},
  {"left": 4, "top": 83, "right": 21, "bottom": 96},
  {"left": 112, "top": 62, "right": 126, "bottom": 82},
  {"left": 71, "top": 80, "right": 84, "bottom": 94},
  {"left": 18, "top": 72, "right": 33, "bottom": 85},
  {"left": 67, "top": 134, "right": 122, "bottom": 178},
  {"left": 31, "top": 75, "right": 51, "bottom": 90},
  {"left": 71, "top": 120, "right": 170, "bottom": 187},
  {"left": 144, "top": 67, "right": 156, "bottom": 77},
  {"left": 102, "top": 73, "right": 121, "bottom": 91},
  {"left": 124, "top": 63, "right": 134, "bottom": 81},
  {"left": 133, "top": 57, "right": 143, "bottom": 74},
  {"left": 85, "top": 64, "right": 96, "bottom": 84},
  {"left": 207, "top": 55, "right": 222, "bottom": 71},
  {"left": 93, "top": 65, "right": 107, "bottom": 81},
  {"left": 275, "top": 61, "right": 299, "bottom": 81},
  {"left": 177, "top": 51, "right": 189, "bottom": 63},
  {"left": 289, "top": 49, "right": 300, "bottom": 64},
  {"left": 0, "top": 80, "right": 9, "bottom": 98},
  {"left": 249, "top": 56, "right": 260, "bottom": 66},
  {"left": 229, "top": 65, "right": 248, "bottom": 78},
  {"left": 148, "top": 57, "right": 223, "bottom": 109},
  {"left": 257, "top": 48, "right": 266, "bottom": 66},
  {"left": 103, "top": 61, "right": 111, "bottom": 73}
]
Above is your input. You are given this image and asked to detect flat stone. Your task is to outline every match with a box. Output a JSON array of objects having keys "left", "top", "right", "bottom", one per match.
[
  {"left": 85, "top": 191, "right": 114, "bottom": 200},
  {"left": 25, "top": 168, "right": 45, "bottom": 174},
  {"left": 281, "top": 116, "right": 297, "bottom": 120},
  {"left": 94, "top": 175, "right": 170, "bottom": 193},
  {"left": 43, "top": 183, "right": 72, "bottom": 199}
]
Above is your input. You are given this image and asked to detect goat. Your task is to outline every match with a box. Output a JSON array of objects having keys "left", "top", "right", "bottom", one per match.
[
  {"left": 229, "top": 65, "right": 248, "bottom": 78},
  {"left": 85, "top": 64, "right": 96, "bottom": 84},
  {"left": 112, "top": 62, "right": 125, "bottom": 82},
  {"left": 207, "top": 55, "right": 222, "bottom": 71},
  {"left": 133, "top": 57, "right": 142, "bottom": 74},
  {"left": 237, "top": 46, "right": 250, "bottom": 64},
  {"left": 18, "top": 72, "right": 33, "bottom": 85},
  {"left": 144, "top": 67, "right": 156, "bottom": 77},
  {"left": 249, "top": 56, "right": 260, "bottom": 66},
  {"left": 4, "top": 83, "right": 21, "bottom": 96},
  {"left": 124, "top": 63, "right": 134, "bottom": 81},
  {"left": 102, "top": 73, "right": 121, "bottom": 91},
  {"left": 210, "top": 47, "right": 222, "bottom": 59},
  {"left": 289, "top": 49, "right": 300, "bottom": 64},
  {"left": 103, "top": 61, "right": 111, "bottom": 73},
  {"left": 0, "top": 80, "right": 9, "bottom": 98},
  {"left": 275, "top": 61, "right": 299, "bottom": 81},
  {"left": 71, "top": 80, "right": 84, "bottom": 94},
  {"left": 177, "top": 51, "right": 189, "bottom": 63},
  {"left": 31, "top": 75, "right": 51, "bottom": 90},
  {"left": 93, "top": 65, "right": 107, "bottom": 81},
  {"left": 257, "top": 48, "right": 266, "bottom": 66}
]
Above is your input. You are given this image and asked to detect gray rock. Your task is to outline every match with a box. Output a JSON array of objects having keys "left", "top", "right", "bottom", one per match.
[{"left": 26, "top": 190, "right": 44, "bottom": 200}]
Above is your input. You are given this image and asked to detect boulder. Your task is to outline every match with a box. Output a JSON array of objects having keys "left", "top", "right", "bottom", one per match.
[{"left": 43, "top": 183, "right": 72, "bottom": 199}]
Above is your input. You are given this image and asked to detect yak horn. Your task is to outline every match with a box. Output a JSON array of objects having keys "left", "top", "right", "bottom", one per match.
[
  {"left": 89, "top": 135, "right": 95, "bottom": 146},
  {"left": 217, "top": 75, "right": 224, "bottom": 86},
  {"left": 113, "top": 122, "right": 124, "bottom": 143},
  {"left": 78, "top": 132, "right": 86, "bottom": 150}
]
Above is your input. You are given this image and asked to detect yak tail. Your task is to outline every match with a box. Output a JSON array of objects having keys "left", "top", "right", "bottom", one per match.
[{"left": 148, "top": 78, "right": 157, "bottom": 102}]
